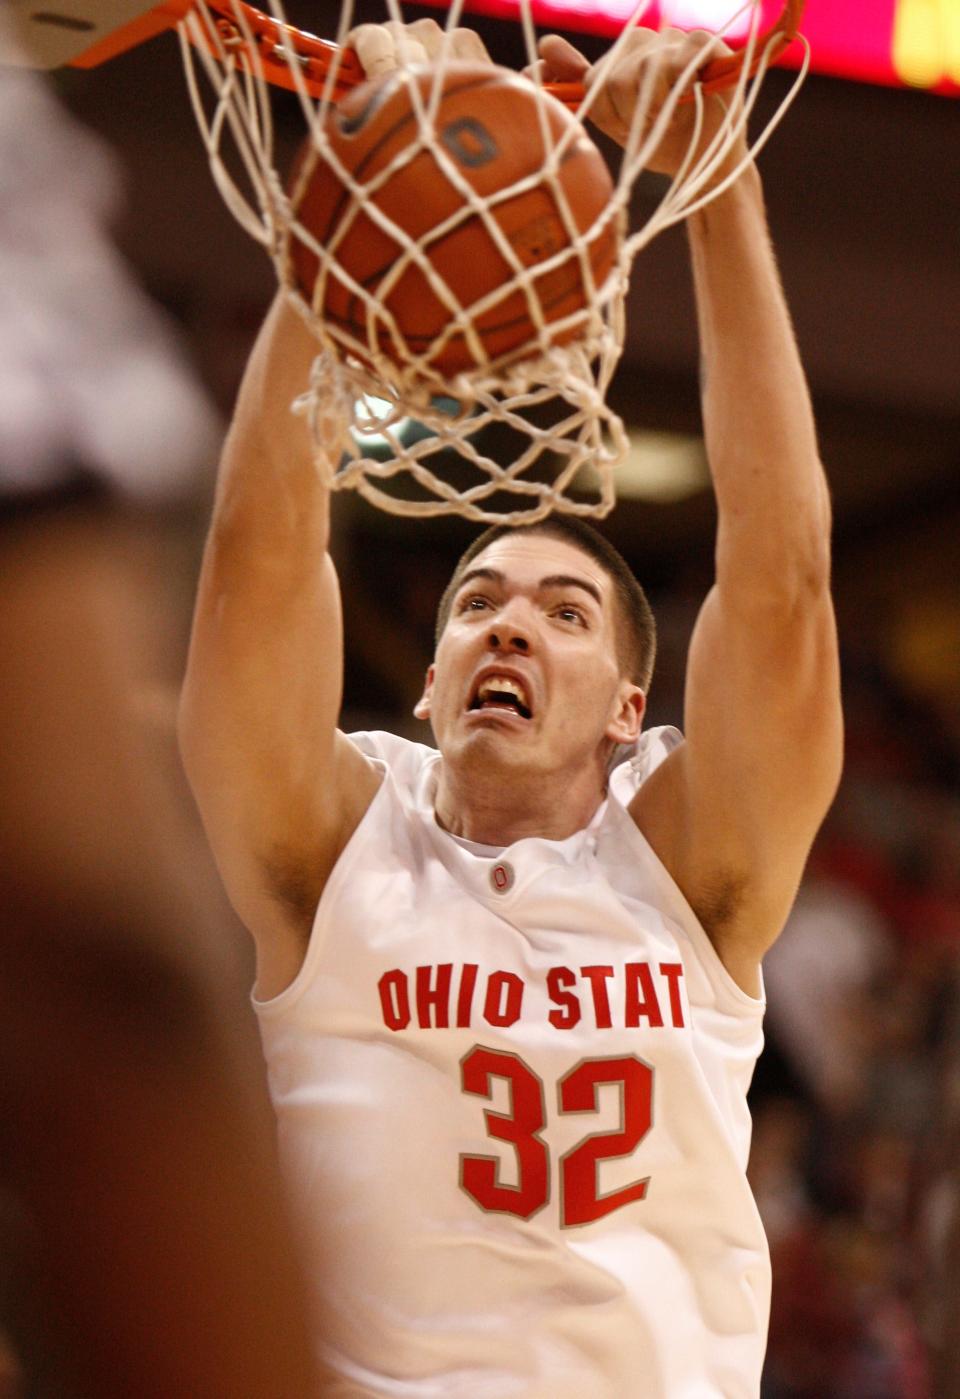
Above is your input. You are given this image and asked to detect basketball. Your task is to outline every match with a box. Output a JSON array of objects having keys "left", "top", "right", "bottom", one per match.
[{"left": 288, "top": 63, "right": 617, "bottom": 377}]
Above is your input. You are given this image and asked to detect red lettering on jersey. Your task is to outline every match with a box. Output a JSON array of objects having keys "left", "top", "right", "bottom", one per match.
[
  {"left": 379, "top": 969, "right": 411, "bottom": 1030},
  {"left": 624, "top": 963, "right": 664, "bottom": 1028},
  {"left": 416, "top": 963, "right": 452, "bottom": 1028},
  {"left": 457, "top": 963, "right": 479, "bottom": 1028},
  {"left": 659, "top": 962, "right": 686, "bottom": 1027},
  {"left": 484, "top": 970, "right": 524, "bottom": 1027},
  {"left": 546, "top": 966, "right": 581, "bottom": 1029},
  {"left": 559, "top": 1056, "right": 653, "bottom": 1224},
  {"left": 580, "top": 965, "right": 615, "bottom": 1028}
]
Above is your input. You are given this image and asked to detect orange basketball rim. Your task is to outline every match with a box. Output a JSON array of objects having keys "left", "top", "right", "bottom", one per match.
[{"left": 68, "top": 0, "right": 805, "bottom": 109}]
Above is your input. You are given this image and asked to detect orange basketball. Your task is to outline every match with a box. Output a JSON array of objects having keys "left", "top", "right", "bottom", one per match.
[{"left": 289, "top": 63, "right": 617, "bottom": 378}]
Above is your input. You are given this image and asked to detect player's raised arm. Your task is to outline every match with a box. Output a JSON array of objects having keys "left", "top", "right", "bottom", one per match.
[
  {"left": 538, "top": 31, "right": 843, "bottom": 994},
  {"left": 180, "top": 20, "right": 497, "bottom": 992},
  {"left": 179, "top": 292, "right": 380, "bottom": 988},
  {"left": 664, "top": 164, "right": 842, "bottom": 989}
]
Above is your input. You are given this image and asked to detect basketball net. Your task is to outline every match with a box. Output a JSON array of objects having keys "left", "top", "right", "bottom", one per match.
[{"left": 179, "top": 0, "right": 808, "bottom": 523}]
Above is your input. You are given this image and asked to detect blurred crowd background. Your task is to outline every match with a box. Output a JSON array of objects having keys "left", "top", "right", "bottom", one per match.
[
  {"left": 1, "top": 3, "right": 958, "bottom": 1396},
  {"left": 745, "top": 655, "right": 959, "bottom": 1398}
]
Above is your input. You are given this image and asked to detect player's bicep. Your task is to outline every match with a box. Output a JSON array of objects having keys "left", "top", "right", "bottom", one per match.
[
  {"left": 682, "top": 580, "right": 843, "bottom": 885},
  {"left": 180, "top": 536, "right": 373, "bottom": 939}
]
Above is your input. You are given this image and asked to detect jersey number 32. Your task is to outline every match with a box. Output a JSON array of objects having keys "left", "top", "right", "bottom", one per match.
[{"left": 460, "top": 1046, "right": 653, "bottom": 1227}]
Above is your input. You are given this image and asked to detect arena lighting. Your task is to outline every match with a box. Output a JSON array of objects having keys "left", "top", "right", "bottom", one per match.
[
  {"left": 354, "top": 409, "right": 709, "bottom": 500},
  {"left": 574, "top": 429, "right": 710, "bottom": 501},
  {"left": 348, "top": 413, "right": 710, "bottom": 496},
  {"left": 353, "top": 394, "right": 411, "bottom": 453},
  {"left": 424, "top": 0, "right": 960, "bottom": 95},
  {"left": 353, "top": 395, "right": 709, "bottom": 495},
  {"left": 353, "top": 394, "right": 473, "bottom": 456}
]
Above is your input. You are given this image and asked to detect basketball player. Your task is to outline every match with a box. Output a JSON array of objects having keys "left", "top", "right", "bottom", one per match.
[{"left": 180, "top": 19, "right": 843, "bottom": 1397}]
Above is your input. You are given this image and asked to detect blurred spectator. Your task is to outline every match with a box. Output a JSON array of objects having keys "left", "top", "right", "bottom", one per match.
[
  {"left": 0, "top": 42, "right": 319, "bottom": 1399},
  {"left": 756, "top": 644, "right": 959, "bottom": 1398},
  {"left": 763, "top": 852, "right": 893, "bottom": 1115}
]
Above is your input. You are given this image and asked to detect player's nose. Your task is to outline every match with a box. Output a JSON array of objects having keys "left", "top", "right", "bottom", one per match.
[{"left": 485, "top": 597, "right": 535, "bottom": 654}]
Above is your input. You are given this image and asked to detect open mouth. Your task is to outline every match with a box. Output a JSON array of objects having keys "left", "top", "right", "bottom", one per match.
[{"left": 468, "top": 675, "right": 533, "bottom": 721}]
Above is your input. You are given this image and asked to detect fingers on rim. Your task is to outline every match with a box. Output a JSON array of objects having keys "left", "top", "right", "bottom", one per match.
[
  {"left": 646, "top": 26, "right": 734, "bottom": 66},
  {"left": 415, "top": 23, "right": 493, "bottom": 64},
  {"left": 347, "top": 20, "right": 492, "bottom": 75},
  {"left": 405, "top": 17, "right": 445, "bottom": 59},
  {"left": 449, "top": 27, "right": 494, "bottom": 64},
  {"left": 681, "top": 28, "right": 734, "bottom": 62},
  {"left": 345, "top": 23, "right": 399, "bottom": 77},
  {"left": 538, "top": 33, "right": 585, "bottom": 64},
  {"left": 382, "top": 19, "right": 428, "bottom": 68}
]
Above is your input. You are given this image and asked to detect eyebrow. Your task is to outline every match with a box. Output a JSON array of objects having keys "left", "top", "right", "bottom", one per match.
[{"left": 455, "top": 567, "right": 603, "bottom": 608}]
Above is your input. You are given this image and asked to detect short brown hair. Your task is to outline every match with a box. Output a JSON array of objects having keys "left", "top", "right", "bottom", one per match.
[{"left": 435, "top": 518, "right": 656, "bottom": 691}]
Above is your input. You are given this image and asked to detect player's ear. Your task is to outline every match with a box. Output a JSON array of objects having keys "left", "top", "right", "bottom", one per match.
[
  {"left": 606, "top": 681, "right": 644, "bottom": 746},
  {"left": 413, "top": 664, "right": 436, "bottom": 720}
]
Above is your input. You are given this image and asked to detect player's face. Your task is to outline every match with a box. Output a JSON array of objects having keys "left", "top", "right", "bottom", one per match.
[{"left": 416, "top": 535, "right": 644, "bottom": 779}]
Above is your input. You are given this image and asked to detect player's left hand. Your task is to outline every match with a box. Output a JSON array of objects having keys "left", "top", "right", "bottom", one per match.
[
  {"left": 528, "top": 30, "right": 748, "bottom": 183},
  {"left": 347, "top": 18, "right": 493, "bottom": 80}
]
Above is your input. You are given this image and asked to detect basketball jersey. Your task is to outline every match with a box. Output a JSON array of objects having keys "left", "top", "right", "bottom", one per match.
[{"left": 253, "top": 727, "right": 770, "bottom": 1398}]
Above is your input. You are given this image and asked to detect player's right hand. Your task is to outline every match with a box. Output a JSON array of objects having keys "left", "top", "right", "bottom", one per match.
[
  {"left": 530, "top": 30, "right": 748, "bottom": 184},
  {"left": 347, "top": 19, "right": 493, "bottom": 80}
]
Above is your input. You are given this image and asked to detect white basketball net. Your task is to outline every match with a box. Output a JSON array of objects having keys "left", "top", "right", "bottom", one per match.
[{"left": 179, "top": 0, "right": 807, "bottom": 523}]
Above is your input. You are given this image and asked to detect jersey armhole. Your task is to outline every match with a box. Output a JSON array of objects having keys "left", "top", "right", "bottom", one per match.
[
  {"left": 252, "top": 746, "right": 391, "bottom": 1017},
  {"left": 609, "top": 741, "right": 766, "bottom": 1019},
  {"left": 635, "top": 815, "right": 766, "bottom": 1016}
]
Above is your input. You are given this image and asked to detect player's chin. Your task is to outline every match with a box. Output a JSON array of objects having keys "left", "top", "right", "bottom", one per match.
[
  {"left": 455, "top": 711, "right": 540, "bottom": 765},
  {"left": 462, "top": 706, "right": 533, "bottom": 733}
]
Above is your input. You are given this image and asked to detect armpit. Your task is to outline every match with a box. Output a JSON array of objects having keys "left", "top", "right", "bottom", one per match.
[
  {"left": 262, "top": 847, "right": 323, "bottom": 931},
  {"left": 687, "top": 868, "right": 750, "bottom": 941}
]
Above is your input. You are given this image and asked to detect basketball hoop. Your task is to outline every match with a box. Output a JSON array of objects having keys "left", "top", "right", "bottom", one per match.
[{"left": 175, "top": 0, "right": 808, "bottom": 523}]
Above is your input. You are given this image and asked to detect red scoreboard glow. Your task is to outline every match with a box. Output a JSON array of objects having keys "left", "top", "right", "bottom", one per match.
[{"left": 430, "top": 0, "right": 960, "bottom": 95}]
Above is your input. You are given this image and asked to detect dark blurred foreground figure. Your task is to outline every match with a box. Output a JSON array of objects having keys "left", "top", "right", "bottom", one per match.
[
  {"left": 0, "top": 37, "right": 319, "bottom": 1399},
  {"left": 0, "top": 503, "right": 319, "bottom": 1399}
]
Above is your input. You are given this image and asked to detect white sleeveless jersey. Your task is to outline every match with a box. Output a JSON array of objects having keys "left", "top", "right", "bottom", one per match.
[{"left": 254, "top": 727, "right": 770, "bottom": 1398}]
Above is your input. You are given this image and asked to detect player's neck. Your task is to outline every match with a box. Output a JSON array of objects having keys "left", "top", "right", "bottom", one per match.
[{"left": 432, "top": 761, "right": 606, "bottom": 846}]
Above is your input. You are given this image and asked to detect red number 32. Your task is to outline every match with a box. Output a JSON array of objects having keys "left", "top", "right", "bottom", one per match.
[{"left": 459, "top": 1046, "right": 654, "bottom": 1227}]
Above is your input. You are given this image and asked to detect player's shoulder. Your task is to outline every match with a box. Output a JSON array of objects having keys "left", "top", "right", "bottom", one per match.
[
  {"left": 608, "top": 724, "right": 685, "bottom": 808},
  {"left": 342, "top": 728, "right": 440, "bottom": 795}
]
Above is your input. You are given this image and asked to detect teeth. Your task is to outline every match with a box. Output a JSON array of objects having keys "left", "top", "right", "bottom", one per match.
[{"left": 477, "top": 676, "right": 529, "bottom": 708}]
